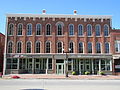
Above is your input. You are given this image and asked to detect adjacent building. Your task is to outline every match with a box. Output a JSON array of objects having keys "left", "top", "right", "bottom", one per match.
[
  {"left": 3, "top": 10, "right": 120, "bottom": 75},
  {"left": 0, "top": 32, "right": 5, "bottom": 73}
]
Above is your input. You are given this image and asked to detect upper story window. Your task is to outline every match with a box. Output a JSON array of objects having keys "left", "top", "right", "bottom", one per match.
[
  {"left": 69, "top": 41, "right": 74, "bottom": 53},
  {"left": 78, "top": 24, "right": 83, "bottom": 36},
  {"left": 45, "top": 41, "right": 51, "bottom": 53},
  {"left": 8, "top": 41, "right": 13, "bottom": 53},
  {"left": 87, "top": 24, "right": 92, "bottom": 36},
  {"left": 26, "top": 41, "right": 32, "bottom": 53},
  {"left": 115, "top": 41, "right": 120, "bottom": 53},
  {"left": 57, "top": 24, "right": 63, "bottom": 35},
  {"left": 105, "top": 42, "right": 110, "bottom": 53},
  {"left": 95, "top": 24, "right": 101, "bottom": 36},
  {"left": 27, "top": 24, "right": 32, "bottom": 35},
  {"left": 36, "top": 24, "right": 42, "bottom": 35},
  {"left": 46, "top": 24, "right": 51, "bottom": 35},
  {"left": 8, "top": 23, "right": 14, "bottom": 36},
  {"left": 17, "top": 41, "right": 22, "bottom": 53},
  {"left": 104, "top": 24, "right": 109, "bottom": 36},
  {"left": 69, "top": 24, "right": 74, "bottom": 36},
  {"left": 96, "top": 42, "right": 101, "bottom": 53},
  {"left": 17, "top": 23, "right": 23, "bottom": 35},
  {"left": 78, "top": 42, "right": 83, "bottom": 53},
  {"left": 35, "top": 41, "right": 41, "bottom": 53},
  {"left": 88, "top": 42, "right": 92, "bottom": 53},
  {"left": 57, "top": 41, "right": 63, "bottom": 53}
]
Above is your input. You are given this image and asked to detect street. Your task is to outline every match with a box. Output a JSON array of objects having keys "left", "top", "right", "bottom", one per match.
[{"left": 0, "top": 79, "right": 120, "bottom": 90}]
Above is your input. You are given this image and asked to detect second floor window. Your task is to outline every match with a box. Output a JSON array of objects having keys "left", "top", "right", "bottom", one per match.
[
  {"left": 8, "top": 41, "right": 13, "bottom": 53},
  {"left": 69, "top": 42, "right": 74, "bottom": 53},
  {"left": 105, "top": 42, "right": 110, "bottom": 53},
  {"left": 78, "top": 42, "right": 83, "bottom": 53},
  {"left": 36, "top": 24, "right": 42, "bottom": 35},
  {"left": 87, "top": 24, "right": 92, "bottom": 36},
  {"left": 69, "top": 24, "right": 74, "bottom": 36},
  {"left": 57, "top": 41, "right": 63, "bottom": 53},
  {"left": 46, "top": 24, "right": 51, "bottom": 35},
  {"left": 46, "top": 41, "right": 51, "bottom": 53},
  {"left": 17, "top": 41, "right": 22, "bottom": 53},
  {"left": 115, "top": 41, "right": 120, "bottom": 53},
  {"left": 26, "top": 41, "right": 32, "bottom": 53},
  {"left": 96, "top": 42, "right": 101, "bottom": 53},
  {"left": 88, "top": 42, "right": 92, "bottom": 53},
  {"left": 27, "top": 24, "right": 32, "bottom": 35},
  {"left": 35, "top": 41, "right": 40, "bottom": 53},
  {"left": 17, "top": 24, "right": 23, "bottom": 35},
  {"left": 8, "top": 23, "right": 14, "bottom": 35}
]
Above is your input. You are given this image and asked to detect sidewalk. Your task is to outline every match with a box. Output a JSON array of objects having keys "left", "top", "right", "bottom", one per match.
[{"left": 2, "top": 74, "right": 120, "bottom": 80}]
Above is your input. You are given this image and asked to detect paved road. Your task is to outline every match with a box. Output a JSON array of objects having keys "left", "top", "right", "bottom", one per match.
[{"left": 0, "top": 79, "right": 120, "bottom": 90}]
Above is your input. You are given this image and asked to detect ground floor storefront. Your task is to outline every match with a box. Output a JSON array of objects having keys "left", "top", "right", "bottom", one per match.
[{"left": 3, "top": 54, "right": 114, "bottom": 75}]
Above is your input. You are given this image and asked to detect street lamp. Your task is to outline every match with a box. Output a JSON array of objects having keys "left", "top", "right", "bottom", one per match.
[{"left": 63, "top": 48, "right": 71, "bottom": 77}]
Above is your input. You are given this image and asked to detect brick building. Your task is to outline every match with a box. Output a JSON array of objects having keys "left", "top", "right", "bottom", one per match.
[
  {"left": 3, "top": 10, "right": 120, "bottom": 75},
  {"left": 0, "top": 32, "right": 5, "bottom": 73}
]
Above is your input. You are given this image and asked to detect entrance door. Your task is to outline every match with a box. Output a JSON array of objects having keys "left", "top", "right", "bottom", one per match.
[
  {"left": 85, "top": 60, "right": 91, "bottom": 73},
  {"left": 28, "top": 59, "right": 32, "bottom": 73},
  {"left": 56, "top": 63, "right": 64, "bottom": 74}
]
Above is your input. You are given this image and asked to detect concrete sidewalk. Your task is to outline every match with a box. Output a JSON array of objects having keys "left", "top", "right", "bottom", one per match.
[{"left": 2, "top": 74, "right": 120, "bottom": 80}]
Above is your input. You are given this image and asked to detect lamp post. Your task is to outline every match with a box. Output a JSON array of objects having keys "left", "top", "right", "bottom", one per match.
[{"left": 63, "top": 48, "right": 71, "bottom": 77}]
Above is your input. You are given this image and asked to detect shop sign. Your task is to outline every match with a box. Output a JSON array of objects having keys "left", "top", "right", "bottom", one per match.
[{"left": 115, "top": 65, "right": 120, "bottom": 69}]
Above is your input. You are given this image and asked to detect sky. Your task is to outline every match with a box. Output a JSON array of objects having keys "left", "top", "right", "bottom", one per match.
[{"left": 0, "top": 0, "right": 120, "bottom": 34}]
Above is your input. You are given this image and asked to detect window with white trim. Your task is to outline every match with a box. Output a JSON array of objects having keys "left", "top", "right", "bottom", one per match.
[
  {"left": 35, "top": 41, "right": 40, "bottom": 53},
  {"left": 95, "top": 24, "right": 101, "bottom": 36},
  {"left": 69, "top": 41, "right": 74, "bottom": 53},
  {"left": 46, "top": 41, "right": 51, "bottom": 53},
  {"left": 57, "top": 24, "right": 63, "bottom": 35},
  {"left": 46, "top": 24, "right": 51, "bottom": 35},
  {"left": 36, "top": 24, "right": 42, "bottom": 35},
  {"left": 78, "top": 42, "right": 83, "bottom": 53},
  {"left": 96, "top": 42, "right": 101, "bottom": 53},
  {"left": 6, "top": 58, "right": 18, "bottom": 69},
  {"left": 101, "top": 59, "right": 111, "bottom": 71},
  {"left": 105, "top": 42, "right": 110, "bottom": 53},
  {"left": 8, "top": 23, "right": 14, "bottom": 35},
  {"left": 17, "top": 24, "right": 23, "bottom": 35},
  {"left": 26, "top": 41, "right": 32, "bottom": 53},
  {"left": 17, "top": 41, "right": 22, "bottom": 53},
  {"left": 87, "top": 24, "right": 92, "bottom": 36},
  {"left": 78, "top": 24, "right": 83, "bottom": 36},
  {"left": 115, "top": 41, "right": 120, "bottom": 53},
  {"left": 69, "top": 24, "right": 74, "bottom": 36},
  {"left": 88, "top": 42, "right": 92, "bottom": 53},
  {"left": 57, "top": 41, "right": 63, "bottom": 53},
  {"left": 27, "top": 24, "right": 32, "bottom": 35},
  {"left": 104, "top": 24, "right": 109, "bottom": 36},
  {"left": 8, "top": 41, "right": 13, "bottom": 53}
]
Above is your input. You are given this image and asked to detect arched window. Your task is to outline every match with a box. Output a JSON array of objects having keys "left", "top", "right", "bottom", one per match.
[
  {"left": 69, "top": 24, "right": 74, "bottom": 36},
  {"left": 104, "top": 24, "right": 109, "bottom": 36},
  {"left": 46, "top": 24, "right": 51, "bottom": 35},
  {"left": 78, "top": 42, "right": 83, "bottom": 53},
  {"left": 27, "top": 24, "right": 32, "bottom": 35},
  {"left": 36, "top": 24, "right": 42, "bottom": 35},
  {"left": 57, "top": 24, "right": 63, "bottom": 35},
  {"left": 8, "top": 41, "right": 13, "bottom": 53},
  {"left": 69, "top": 41, "right": 74, "bottom": 53},
  {"left": 17, "top": 24, "right": 23, "bottom": 35},
  {"left": 26, "top": 41, "right": 32, "bottom": 53},
  {"left": 95, "top": 24, "right": 101, "bottom": 36},
  {"left": 105, "top": 42, "right": 110, "bottom": 53},
  {"left": 57, "top": 41, "right": 63, "bottom": 53},
  {"left": 88, "top": 42, "right": 92, "bottom": 53},
  {"left": 96, "top": 42, "right": 101, "bottom": 53},
  {"left": 46, "top": 41, "right": 51, "bottom": 53},
  {"left": 78, "top": 24, "right": 83, "bottom": 36},
  {"left": 35, "top": 41, "right": 40, "bottom": 53},
  {"left": 17, "top": 41, "right": 22, "bottom": 53},
  {"left": 8, "top": 23, "right": 14, "bottom": 35},
  {"left": 87, "top": 24, "right": 92, "bottom": 36}
]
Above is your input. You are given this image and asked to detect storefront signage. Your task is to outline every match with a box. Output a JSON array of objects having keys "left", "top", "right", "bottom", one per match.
[{"left": 115, "top": 65, "right": 120, "bottom": 69}]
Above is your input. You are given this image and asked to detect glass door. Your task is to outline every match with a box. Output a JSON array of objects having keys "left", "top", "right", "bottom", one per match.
[{"left": 56, "top": 63, "right": 64, "bottom": 74}]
